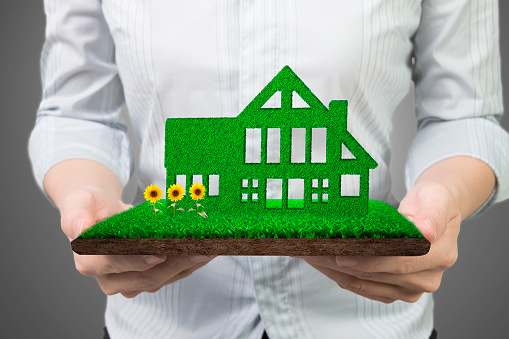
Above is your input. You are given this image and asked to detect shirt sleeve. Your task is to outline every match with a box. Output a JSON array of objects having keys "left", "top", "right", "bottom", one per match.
[
  {"left": 405, "top": 0, "right": 509, "bottom": 215},
  {"left": 28, "top": 0, "right": 133, "bottom": 197}
]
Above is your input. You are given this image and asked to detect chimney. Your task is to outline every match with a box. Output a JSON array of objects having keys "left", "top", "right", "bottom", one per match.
[{"left": 329, "top": 100, "right": 348, "bottom": 131}]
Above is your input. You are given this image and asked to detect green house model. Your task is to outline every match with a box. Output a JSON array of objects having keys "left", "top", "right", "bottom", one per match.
[
  {"left": 165, "top": 66, "right": 377, "bottom": 218},
  {"left": 73, "top": 65, "right": 428, "bottom": 256}
]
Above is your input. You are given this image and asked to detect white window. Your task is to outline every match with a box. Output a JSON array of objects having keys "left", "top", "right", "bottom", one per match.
[
  {"left": 288, "top": 179, "right": 305, "bottom": 209},
  {"left": 322, "top": 178, "right": 329, "bottom": 188},
  {"left": 208, "top": 175, "right": 219, "bottom": 196},
  {"left": 312, "top": 193, "right": 319, "bottom": 202},
  {"left": 291, "top": 128, "right": 306, "bottom": 163},
  {"left": 292, "top": 91, "right": 310, "bottom": 108},
  {"left": 312, "top": 179, "right": 319, "bottom": 188},
  {"left": 261, "top": 91, "right": 281, "bottom": 108},
  {"left": 245, "top": 128, "right": 261, "bottom": 163},
  {"left": 266, "top": 179, "right": 283, "bottom": 208},
  {"left": 311, "top": 128, "right": 326, "bottom": 163},
  {"left": 252, "top": 179, "right": 258, "bottom": 188},
  {"left": 341, "top": 144, "right": 356, "bottom": 159},
  {"left": 176, "top": 175, "right": 187, "bottom": 195},
  {"left": 192, "top": 175, "right": 203, "bottom": 185},
  {"left": 341, "top": 174, "right": 361, "bottom": 196},
  {"left": 242, "top": 179, "right": 249, "bottom": 188},
  {"left": 267, "top": 128, "right": 281, "bottom": 163},
  {"left": 252, "top": 193, "right": 258, "bottom": 201}
]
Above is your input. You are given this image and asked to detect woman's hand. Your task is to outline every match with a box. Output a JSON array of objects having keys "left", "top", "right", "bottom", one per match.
[
  {"left": 291, "top": 181, "right": 461, "bottom": 304},
  {"left": 60, "top": 185, "right": 216, "bottom": 298}
]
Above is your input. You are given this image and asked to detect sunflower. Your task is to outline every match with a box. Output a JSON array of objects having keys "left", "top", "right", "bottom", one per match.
[
  {"left": 189, "top": 183, "right": 206, "bottom": 201},
  {"left": 144, "top": 184, "right": 163, "bottom": 204},
  {"left": 167, "top": 184, "right": 185, "bottom": 202}
]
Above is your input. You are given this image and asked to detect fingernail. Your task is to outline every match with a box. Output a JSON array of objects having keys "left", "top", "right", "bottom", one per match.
[
  {"left": 423, "top": 219, "right": 437, "bottom": 241},
  {"left": 73, "top": 218, "right": 85, "bottom": 237},
  {"left": 191, "top": 255, "right": 215, "bottom": 262},
  {"left": 336, "top": 257, "right": 359, "bottom": 267},
  {"left": 145, "top": 256, "right": 165, "bottom": 265}
]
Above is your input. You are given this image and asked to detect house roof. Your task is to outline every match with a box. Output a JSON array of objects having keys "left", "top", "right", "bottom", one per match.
[
  {"left": 239, "top": 65, "right": 328, "bottom": 116},
  {"left": 165, "top": 65, "right": 377, "bottom": 170}
]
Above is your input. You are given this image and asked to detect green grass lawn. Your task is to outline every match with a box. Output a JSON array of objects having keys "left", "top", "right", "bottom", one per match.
[{"left": 78, "top": 200, "right": 423, "bottom": 240}]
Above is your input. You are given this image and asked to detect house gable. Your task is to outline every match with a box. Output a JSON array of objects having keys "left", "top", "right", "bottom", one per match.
[
  {"left": 235, "top": 67, "right": 377, "bottom": 170},
  {"left": 238, "top": 66, "right": 328, "bottom": 120}
]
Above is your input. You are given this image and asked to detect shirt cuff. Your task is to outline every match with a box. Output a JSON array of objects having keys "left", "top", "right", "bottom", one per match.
[
  {"left": 28, "top": 115, "right": 134, "bottom": 198},
  {"left": 405, "top": 118, "right": 509, "bottom": 216}
]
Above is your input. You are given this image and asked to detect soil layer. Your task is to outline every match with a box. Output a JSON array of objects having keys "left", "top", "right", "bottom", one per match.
[{"left": 71, "top": 238, "right": 430, "bottom": 256}]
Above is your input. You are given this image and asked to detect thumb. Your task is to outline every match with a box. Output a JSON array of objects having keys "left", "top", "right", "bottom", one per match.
[
  {"left": 399, "top": 203, "right": 443, "bottom": 243},
  {"left": 66, "top": 210, "right": 96, "bottom": 240},
  {"left": 399, "top": 191, "right": 451, "bottom": 243},
  {"left": 411, "top": 209, "right": 444, "bottom": 243},
  {"left": 59, "top": 192, "right": 98, "bottom": 240}
]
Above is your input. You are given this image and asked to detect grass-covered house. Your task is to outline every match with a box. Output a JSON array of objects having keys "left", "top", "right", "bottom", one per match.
[{"left": 165, "top": 66, "right": 377, "bottom": 217}]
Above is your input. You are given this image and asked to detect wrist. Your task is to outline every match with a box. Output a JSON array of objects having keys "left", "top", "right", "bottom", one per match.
[{"left": 414, "top": 156, "right": 495, "bottom": 219}]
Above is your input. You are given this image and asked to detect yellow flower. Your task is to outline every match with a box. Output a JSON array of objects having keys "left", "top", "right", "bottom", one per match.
[
  {"left": 144, "top": 184, "right": 163, "bottom": 203},
  {"left": 189, "top": 183, "right": 206, "bottom": 201},
  {"left": 167, "top": 184, "right": 185, "bottom": 202}
]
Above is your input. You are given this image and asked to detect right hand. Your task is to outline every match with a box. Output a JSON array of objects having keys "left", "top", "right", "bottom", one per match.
[{"left": 60, "top": 185, "right": 216, "bottom": 298}]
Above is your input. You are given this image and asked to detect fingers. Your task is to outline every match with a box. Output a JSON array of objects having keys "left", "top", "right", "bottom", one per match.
[
  {"left": 290, "top": 182, "right": 463, "bottom": 303},
  {"left": 75, "top": 254, "right": 215, "bottom": 277},
  {"left": 60, "top": 186, "right": 217, "bottom": 298},
  {"left": 331, "top": 263, "right": 444, "bottom": 293},
  {"left": 305, "top": 261, "right": 422, "bottom": 304},
  {"left": 294, "top": 254, "right": 444, "bottom": 292},
  {"left": 293, "top": 255, "right": 427, "bottom": 276},
  {"left": 74, "top": 253, "right": 167, "bottom": 276},
  {"left": 293, "top": 220, "right": 458, "bottom": 277},
  {"left": 291, "top": 217, "right": 459, "bottom": 298},
  {"left": 143, "top": 260, "right": 214, "bottom": 295},
  {"left": 96, "top": 255, "right": 216, "bottom": 297}
]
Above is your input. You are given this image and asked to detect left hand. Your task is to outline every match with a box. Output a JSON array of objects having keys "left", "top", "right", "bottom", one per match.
[{"left": 291, "top": 181, "right": 461, "bottom": 304}]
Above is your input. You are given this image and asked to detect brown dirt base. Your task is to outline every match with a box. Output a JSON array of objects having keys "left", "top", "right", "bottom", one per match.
[{"left": 71, "top": 238, "right": 430, "bottom": 256}]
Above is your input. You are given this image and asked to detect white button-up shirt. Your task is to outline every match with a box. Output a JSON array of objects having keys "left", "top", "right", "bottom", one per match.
[{"left": 29, "top": 1, "right": 509, "bottom": 338}]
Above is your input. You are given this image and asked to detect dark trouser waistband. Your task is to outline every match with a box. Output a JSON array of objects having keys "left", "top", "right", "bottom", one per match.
[{"left": 103, "top": 327, "right": 438, "bottom": 338}]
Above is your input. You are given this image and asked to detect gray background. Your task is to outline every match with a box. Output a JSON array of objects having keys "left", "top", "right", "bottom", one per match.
[{"left": 1, "top": 1, "right": 508, "bottom": 338}]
